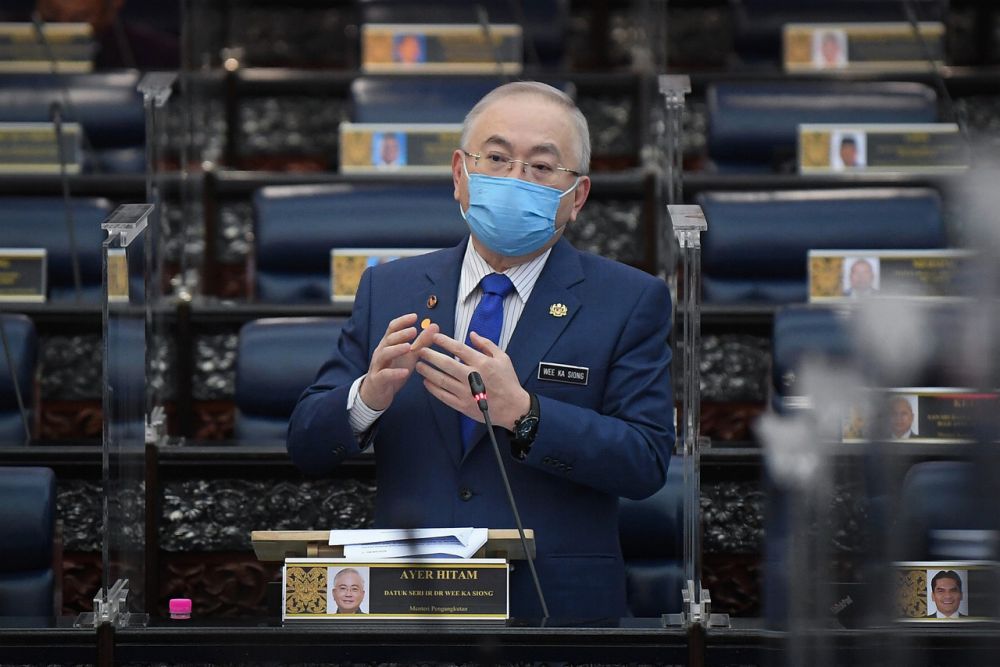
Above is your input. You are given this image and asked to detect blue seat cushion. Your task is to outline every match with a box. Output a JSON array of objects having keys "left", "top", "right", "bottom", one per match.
[
  {"left": 0, "top": 569, "right": 54, "bottom": 617},
  {"left": 351, "top": 76, "right": 502, "bottom": 124},
  {"left": 0, "top": 467, "right": 54, "bottom": 571}
]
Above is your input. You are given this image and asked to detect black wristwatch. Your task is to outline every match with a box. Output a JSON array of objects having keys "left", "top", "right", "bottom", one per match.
[{"left": 510, "top": 393, "right": 540, "bottom": 461}]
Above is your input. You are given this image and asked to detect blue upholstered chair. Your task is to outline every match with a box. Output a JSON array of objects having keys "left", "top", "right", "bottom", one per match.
[
  {"left": 898, "top": 461, "right": 995, "bottom": 561},
  {"left": 252, "top": 184, "right": 467, "bottom": 303},
  {"left": 706, "top": 81, "right": 937, "bottom": 171},
  {"left": 0, "top": 197, "right": 113, "bottom": 302},
  {"left": 770, "top": 305, "right": 853, "bottom": 412},
  {"left": 0, "top": 467, "right": 56, "bottom": 616},
  {"left": 699, "top": 188, "right": 946, "bottom": 304},
  {"left": 0, "top": 314, "right": 37, "bottom": 444},
  {"left": 618, "top": 456, "right": 684, "bottom": 617},
  {"left": 235, "top": 318, "right": 346, "bottom": 441},
  {"left": 0, "top": 71, "right": 145, "bottom": 173}
]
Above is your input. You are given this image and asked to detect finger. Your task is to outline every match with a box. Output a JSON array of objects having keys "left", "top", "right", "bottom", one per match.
[
  {"left": 419, "top": 347, "right": 472, "bottom": 380},
  {"left": 383, "top": 313, "right": 418, "bottom": 338},
  {"left": 409, "top": 322, "right": 440, "bottom": 352},
  {"left": 414, "top": 360, "right": 465, "bottom": 392},
  {"left": 468, "top": 331, "right": 502, "bottom": 357},
  {"left": 374, "top": 367, "right": 409, "bottom": 385},
  {"left": 423, "top": 378, "right": 472, "bottom": 415},
  {"left": 432, "top": 333, "right": 485, "bottom": 365},
  {"left": 372, "top": 342, "right": 414, "bottom": 370},
  {"left": 382, "top": 326, "right": 418, "bottom": 348}
]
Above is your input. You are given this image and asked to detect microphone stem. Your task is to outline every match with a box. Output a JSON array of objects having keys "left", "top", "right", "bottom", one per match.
[{"left": 480, "top": 406, "right": 549, "bottom": 618}]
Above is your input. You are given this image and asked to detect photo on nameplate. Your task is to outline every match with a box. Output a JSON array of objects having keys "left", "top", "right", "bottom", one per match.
[
  {"left": 392, "top": 33, "right": 426, "bottom": 64},
  {"left": 371, "top": 131, "right": 408, "bottom": 169},
  {"left": 842, "top": 256, "right": 879, "bottom": 297},
  {"left": 830, "top": 131, "right": 867, "bottom": 171},
  {"left": 812, "top": 28, "right": 848, "bottom": 69},
  {"left": 328, "top": 566, "right": 370, "bottom": 615}
]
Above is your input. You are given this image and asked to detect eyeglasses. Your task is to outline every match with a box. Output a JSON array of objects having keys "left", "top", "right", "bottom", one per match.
[{"left": 462, "top": 149, "right": 581, "bottom": 187}]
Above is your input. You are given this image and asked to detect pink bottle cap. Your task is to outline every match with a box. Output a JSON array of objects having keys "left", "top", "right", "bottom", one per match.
[{"left": 169, "top": 598, "right": 192, "bottom": 615}]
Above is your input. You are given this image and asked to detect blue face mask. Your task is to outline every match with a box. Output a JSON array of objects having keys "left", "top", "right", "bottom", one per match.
[{"left": 460, "top": 159, "right": 580, "bottom": 257}]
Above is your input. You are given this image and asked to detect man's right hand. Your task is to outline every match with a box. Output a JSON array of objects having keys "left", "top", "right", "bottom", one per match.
[{"left": 359, "top": 313, "right": 439, "bottom": 411}]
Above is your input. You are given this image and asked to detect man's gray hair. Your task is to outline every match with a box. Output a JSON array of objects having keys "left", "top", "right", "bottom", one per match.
[{"left": 460, "top": 81, "right": 591, "bottom": 174}]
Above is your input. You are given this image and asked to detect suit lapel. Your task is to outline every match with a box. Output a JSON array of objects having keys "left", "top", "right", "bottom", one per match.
[
  {"left": 423, "top": 240, "right": 465, "bottom": 468},
  {"left": 506, "top": 239, "right": 585, "bottom": 385}
]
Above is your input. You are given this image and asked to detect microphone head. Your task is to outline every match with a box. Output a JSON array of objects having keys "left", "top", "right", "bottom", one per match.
[{"left": 468, "top": 371, "right": 485, "bottom": 395}]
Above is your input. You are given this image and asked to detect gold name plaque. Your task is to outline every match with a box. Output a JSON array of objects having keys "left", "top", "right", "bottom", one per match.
[
  {"left": 784, "top": 22, "right": 944, "bottom": 73},
  {"left": 362, "top": 23, "right": 522, "bottom": 74},
  {"left": 283, "top": 558, "right": 509, "bottom": 621}
]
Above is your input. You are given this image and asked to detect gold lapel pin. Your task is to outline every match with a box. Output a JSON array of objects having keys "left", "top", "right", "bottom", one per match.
[
  {"left": 549, "top": 303, "right": 568, "bottom": 317},
  {"left": 420, "top": 317, "right": 432, "bottom": 330},
  {"left": 426, "top": 295, "right": 438, "bottom": 309}
]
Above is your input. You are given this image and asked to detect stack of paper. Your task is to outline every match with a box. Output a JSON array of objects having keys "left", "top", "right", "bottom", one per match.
[{"left": 328, "top": 528, "right": 489, "bottom": 559}]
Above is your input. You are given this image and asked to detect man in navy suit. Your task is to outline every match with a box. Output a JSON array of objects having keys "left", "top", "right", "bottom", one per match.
[{"left": 288, "top": 81, "right": 675, "bottom": 618}]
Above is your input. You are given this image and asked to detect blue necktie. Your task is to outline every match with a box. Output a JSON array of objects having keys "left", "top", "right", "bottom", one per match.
[{"left": 460, "top": 273, "right": 515, "bottom": 452}]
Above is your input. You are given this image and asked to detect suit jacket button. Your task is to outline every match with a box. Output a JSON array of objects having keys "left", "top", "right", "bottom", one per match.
[{"left": 459, "top": 488, "right": 473, "bottom": 501}]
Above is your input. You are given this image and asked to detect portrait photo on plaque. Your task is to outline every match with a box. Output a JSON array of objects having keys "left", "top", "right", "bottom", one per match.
[
  {"left": 328, "top": 566, "right": 370, "bottom": 615},
  {"left": 371, "top": 131, "right": 407, "bottom": 168},
  {"left": 393, "top": 33, "right": 426, "bottom": 64},
  {"left": 886, "top": 394, "right": 918, "bottom": 440},
  {"left": 842, "top": 256, "right": 880, "bottom": 297},
  {"left": 831, "top": 130, "right": 867, "bottom": 171},
  {"left": 813, "top": 28, "right": 848, "bottom": 69},
  {"left": 926, "top": 569, "right": 968, "bottom": 619}
]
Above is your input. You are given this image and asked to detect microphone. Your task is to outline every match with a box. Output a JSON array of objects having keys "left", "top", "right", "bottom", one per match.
[
  {"left": 475, "top": 5, "right": 510, "bottom": 83},
  {"left": 50, "top": 102, "right": 83, "bottom": 302},
  {"left": 467, "top": 371, "right": 549, "bottom": 618}
]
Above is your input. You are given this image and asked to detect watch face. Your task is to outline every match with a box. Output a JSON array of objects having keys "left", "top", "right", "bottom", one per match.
[{"left": 516, "top": 416, "right": 539, "bottom": 439}]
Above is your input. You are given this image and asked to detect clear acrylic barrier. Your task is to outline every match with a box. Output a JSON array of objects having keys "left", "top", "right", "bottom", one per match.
[
  {"left": 76, "top": 204, "right": 152, "bottom": 628},
  {"left": 756, "top": 166, "right": 1000, "bottom": 664}
]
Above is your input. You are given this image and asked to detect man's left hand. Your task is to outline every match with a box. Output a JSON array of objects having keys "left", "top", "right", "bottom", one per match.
[{"left": 416, "top": 332, "right": 530, "bottom": 431}]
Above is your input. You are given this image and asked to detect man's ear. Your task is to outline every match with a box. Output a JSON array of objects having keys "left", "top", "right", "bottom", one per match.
[
  {"left": 568, "top": 176, "right": 591, "bottom": 222},
  {"left": 452, "top": 150, "right": 464, "bottom": 201}
]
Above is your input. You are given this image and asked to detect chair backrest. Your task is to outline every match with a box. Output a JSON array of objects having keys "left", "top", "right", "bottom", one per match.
[
  {"left": 699, "top": 188, "right": 946, "bottom": 304},
  {"left": 0, "top": 466, "right": 55, "bottom": 616},
  {"left": 618, "top": 455, "right": 684, "bottom": 616},
  {"left": 771, "top": 305, "right": 853, "bottom": 412},
  {"left": 0, "top": 71, "right": 145, "bottom": 172},
  {"left": 707, "top": 81, "right": 937, "bottom": 170},
  {"left": 235, "top": 317, "right": 346, "bottom": 441},
  {"left": 899, "top": 461, "right": 993, "bottom": 561},
  {"left": 0, "top": 197, "right": 113, "bottom": 302},
  {"left": 253, "top": 184, "right": 467, "bottom": 303},
  {"left": 0, "top": 314, "right": 36, "bottom": 444},
  {"left": 351, "top": 76, "right": 502, "bottom": 124}
]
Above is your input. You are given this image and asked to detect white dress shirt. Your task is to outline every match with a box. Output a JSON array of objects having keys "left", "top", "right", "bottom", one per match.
[{"left": 347, "top": 241, "right": 552, "bottom": 435}]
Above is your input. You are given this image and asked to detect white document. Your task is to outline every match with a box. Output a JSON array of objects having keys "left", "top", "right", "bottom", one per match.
[{"left": 328, "top": 527, "right": 488, "bottom": 559}]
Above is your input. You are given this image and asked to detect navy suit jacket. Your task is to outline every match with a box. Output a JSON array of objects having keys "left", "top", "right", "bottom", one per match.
[{"left": 288, "top": 237, "right": 675, "bottom": 618}]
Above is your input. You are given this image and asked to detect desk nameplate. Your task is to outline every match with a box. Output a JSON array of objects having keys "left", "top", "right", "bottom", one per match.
[
  {"left": 784, "top": 22, "right": 944, "bottom": 73},
  {"left": 799, "top": 123, "right": 966, "bottom": 174},
  {"left": 0, "top": 122, "right": 82, "bottom": 174},
  {"left": 0, "top": 248, "right": 46, "bottom": 303},
  {"left": 362, "top": 23, "right": 521, "bottom": 74},
  {"left": 283, "top": 558, "right": 509, "bottom": 621},
  {"left": 808, "top": 250, "right": 975, "bottom": 303}
]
